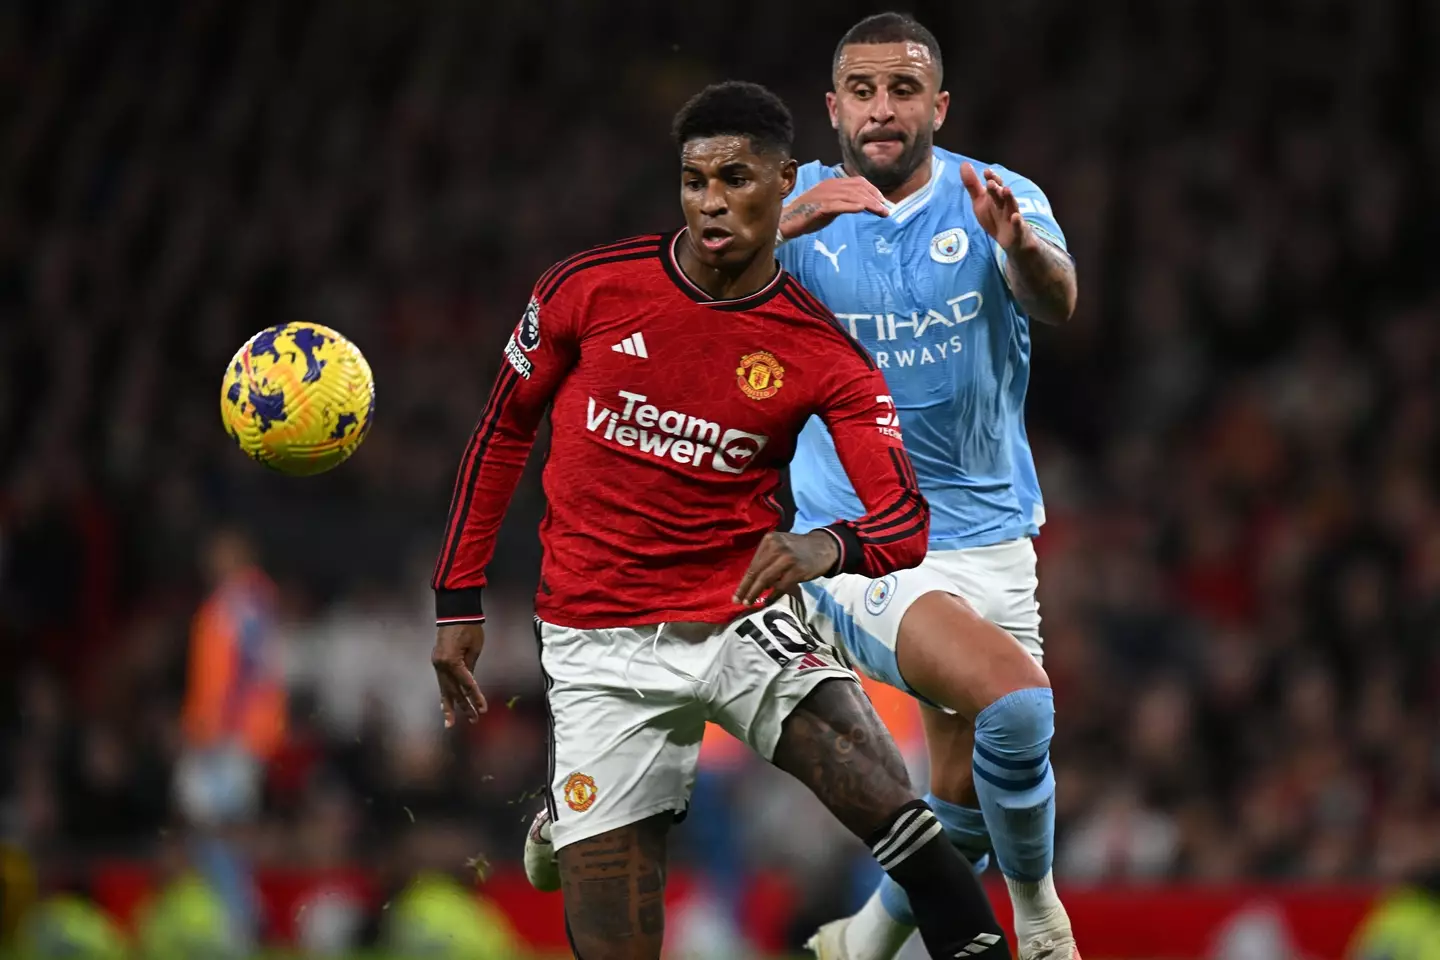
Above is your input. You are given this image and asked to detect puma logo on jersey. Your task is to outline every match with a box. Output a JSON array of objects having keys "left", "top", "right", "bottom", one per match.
[
  {"left": 585, "top": 390, "right": 768, "bottom": 474},
  {"left": 813, "top": 238, "right": 846, "bottom": 272}
]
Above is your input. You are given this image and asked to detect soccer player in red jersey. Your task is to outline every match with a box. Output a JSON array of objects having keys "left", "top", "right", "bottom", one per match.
[{"left": 429, "top": 82, "right": 1009, "bottom": 960}]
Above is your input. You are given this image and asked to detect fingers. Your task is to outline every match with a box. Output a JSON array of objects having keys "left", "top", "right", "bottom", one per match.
[
  {"left": 848, "top": 179, "right": 890, "bottom": 216},
  {"left": 830, "top": 197, "right": 885, "bottom": 216},
  {"left": 457, "top": 667, "right": 488, "bottom": 716},
  {"left": 983, "top": 168, "right": 1019, "bottom": 215},
  {"left": 960, "top": 161, "right": 985, "bottom": 199},
  {"left": 822, "top": 178, "right": 889, "bottom": 215},
  {"left": 733, "top": 539, "right": 775, "bottom": 605},
  {"left": 820, "top": 181, "right": 888, "bottom": 217},
  {"left": 435, "top": 661, "right": 485, "bottom": 728},
  {"left": 736, "top": 554, "right": 794, "bottom": 606}
]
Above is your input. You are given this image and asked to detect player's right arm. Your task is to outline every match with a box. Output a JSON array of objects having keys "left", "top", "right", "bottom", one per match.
[
  {"left": 778, "top": 175, "right": 890, "bottom": 241},
  {"left": 429, "top": 270, "right": 582, "bottom": 726}
]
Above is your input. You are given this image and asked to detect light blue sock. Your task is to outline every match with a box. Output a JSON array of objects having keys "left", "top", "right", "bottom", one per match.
[
  {"left": 972, "top": 686, "right": 1056, "bottom": 882},
  {"left": 191, "top": 835, "right": 256, "bottom": 943},
  {"left": 877, "top": 794, "right": 992, "bottom": 925}
]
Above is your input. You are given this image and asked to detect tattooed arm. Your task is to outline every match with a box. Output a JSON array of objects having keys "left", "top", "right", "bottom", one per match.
[
  {"left": 960, "top": 161, "right": 1078, "bottom": 326},
  {"left": 558, "top": 818, "right": 670, "bottom": 960},
  {"left": 777, "top": 177, "right": 890, "bottom": 242},
  {"left": 1003, "top": 234, "right": 1078, "bottom": 326}
]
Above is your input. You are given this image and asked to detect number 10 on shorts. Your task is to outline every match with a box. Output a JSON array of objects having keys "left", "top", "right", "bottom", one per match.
[{"left": 735, "top": 607, "right": 827, "bottom": 668}]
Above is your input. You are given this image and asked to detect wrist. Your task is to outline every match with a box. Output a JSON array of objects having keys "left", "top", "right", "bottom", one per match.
[
  {"left": 435, "top": 586, "right": 485, "bottom": 626},
  {"left": 816, "top": 524, "right": 862, "bottom": 576},
  {"left": 1003, "top": 222, "right": 1043, "bottom": 259}
]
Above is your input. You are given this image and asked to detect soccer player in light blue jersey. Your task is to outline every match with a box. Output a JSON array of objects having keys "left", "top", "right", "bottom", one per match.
[{"left": 778, "top": 14, "right": 1080, "bottom": 960}]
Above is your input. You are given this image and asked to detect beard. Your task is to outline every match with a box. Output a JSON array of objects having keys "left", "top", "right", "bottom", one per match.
[{"left": 839, "top": 125, "right": 934, "bottom": 192}]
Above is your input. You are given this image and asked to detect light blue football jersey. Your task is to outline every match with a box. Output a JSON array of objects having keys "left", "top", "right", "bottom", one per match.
[{"left": 779, "top": 146, "right": 1067, "bottom": 550}]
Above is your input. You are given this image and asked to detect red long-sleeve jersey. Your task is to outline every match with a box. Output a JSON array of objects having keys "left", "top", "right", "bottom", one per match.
[{"left": 432, "top": 230, "right": 929, "bottom": 628}]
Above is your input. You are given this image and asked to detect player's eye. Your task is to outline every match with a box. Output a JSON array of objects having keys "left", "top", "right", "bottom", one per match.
[
  {"left": 727, "top": 175, "right": 749, "bottom": 187},
  {"left": 853, "top": 87, "right": 873, "bottom": 99}
]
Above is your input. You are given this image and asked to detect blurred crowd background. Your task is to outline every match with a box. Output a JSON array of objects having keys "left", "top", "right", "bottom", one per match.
[{"left": 1, "top": 0, "right": 1437, "bottom": 956}]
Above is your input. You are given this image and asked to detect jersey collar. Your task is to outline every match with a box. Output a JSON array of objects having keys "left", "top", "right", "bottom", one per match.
[
  {"left": 660, "top": 228, "right": 787, "bottom": 311},
  {"left": 831, "top": 154, "right": 946, "bottom": 226}
]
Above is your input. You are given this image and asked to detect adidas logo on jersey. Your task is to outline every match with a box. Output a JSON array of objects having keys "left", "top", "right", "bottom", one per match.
[
  {"left": 611, "top": 332, "right": 648, "bottom": 358},
  {"left": 585, "top": 390, "right": 767, "bottom": 474}
]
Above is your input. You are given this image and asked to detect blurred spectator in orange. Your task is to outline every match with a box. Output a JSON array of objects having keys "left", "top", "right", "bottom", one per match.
[{"left": 173, "top": 528, "right": 286, "bottom": 949}]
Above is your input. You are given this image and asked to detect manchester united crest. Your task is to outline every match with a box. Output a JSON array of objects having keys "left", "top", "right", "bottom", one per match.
[
  {"left": 563, "top": 772, "right": 598, "bottom": 812},
  {"left": 736, "top": 351, "right": 785, "bottom": 400}
]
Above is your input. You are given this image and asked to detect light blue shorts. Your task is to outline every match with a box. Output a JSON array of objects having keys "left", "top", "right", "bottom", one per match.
[{"left": 802, "top": 538, "right": 1043, "bottom": 706}]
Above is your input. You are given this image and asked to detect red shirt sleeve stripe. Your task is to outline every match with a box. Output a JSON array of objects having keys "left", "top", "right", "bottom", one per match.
[
  {"left": 855, "top": 461, "right": 927, "bottom": 545},
  {"left": 896, "top": 447, "right": 920, "bottom": 490},
  {"left": 780, "top": 282, "right": 877, "bottom": 370},
  {"left": 432, "top": 365, "right": 523, "bottom": 588},
  {"left": 853, "top": 451, "right": 925, "bottom": 535},
  {"left": 539, "top": 249, "right": 658, "bottom": 304},
  {"left": 858, "top": 512, "right": 928, "bottom": 545},
  {"left": 534, "top": 235, "right": 661, "bottom": 293},
  {"left": 855, "top": 478, "right": 914, "bottom": 527},
  {"left": 536, "top": 237, "right": 661, "bottom": 303},
  {"left": 856, "top": 498, "right": 928, "bottom": 542}
]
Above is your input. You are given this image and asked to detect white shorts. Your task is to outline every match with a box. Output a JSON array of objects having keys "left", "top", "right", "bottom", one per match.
[
  {"left": 537, "top": 594, "right": 857, "bottom": 851},
  {"left": 802, "top": 538, "right": 1043, "bottom": 706}
]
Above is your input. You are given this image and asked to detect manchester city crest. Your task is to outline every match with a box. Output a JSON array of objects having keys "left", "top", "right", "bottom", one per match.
[
  {"left": 929, "top": 229, "right": 969, "bottom": 265},
  {"left": 864, "top": 574, "right": 898, "bottom": 615}
]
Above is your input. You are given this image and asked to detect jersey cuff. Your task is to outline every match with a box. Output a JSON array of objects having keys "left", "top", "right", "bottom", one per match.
[
  {"left": 820, "top": 523, "right": 863, "bottom": 576},
  {"left": 435, "top": 587, "right": 485, "bottom": 625}
]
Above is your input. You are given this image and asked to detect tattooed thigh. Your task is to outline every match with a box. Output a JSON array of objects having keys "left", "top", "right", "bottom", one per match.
[
  {"left": 559, "top": 816, "right": 669, "bottom": 959},
  {"left": 771, "top": 677, "right": 916, "bottom": 839}
]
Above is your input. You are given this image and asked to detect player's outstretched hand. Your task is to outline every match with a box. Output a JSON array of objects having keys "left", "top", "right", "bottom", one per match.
[
  {"left": 960, "top": 162, "right": 1032, "bottom": 253},
  {"left": 778, "top": 178, "right": 890, "bottom": 241},
  {"left": 432, "top": 622, "right": 488, "bottom": 728},
  {"left": 734, "top": 531, "right": 841, "bottom": 606}
]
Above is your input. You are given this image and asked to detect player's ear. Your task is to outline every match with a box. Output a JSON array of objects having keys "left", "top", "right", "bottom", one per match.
[
  {"left": 825, "top": 91, "right": 839, "bottom": 130},
  {"left": 780, "top": 158, "right": 798, "bottom": 198},
  {"left": 933, "top": 90, "right": 951, "bottom": 132}
]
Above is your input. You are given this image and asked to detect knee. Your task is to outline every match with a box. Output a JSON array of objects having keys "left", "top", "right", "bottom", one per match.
[
  {"left": 1009, "top": 650, "right": 1051, "bottom": 695},
  {"left": 898, "top": 592, "right": 1049, "bottom": 710},
  {"left": 974, "top": 686, "right": 1054, "bottom": 752},
  {"left": 967, "top": 643, "right": 1049, "bottom": 715}
]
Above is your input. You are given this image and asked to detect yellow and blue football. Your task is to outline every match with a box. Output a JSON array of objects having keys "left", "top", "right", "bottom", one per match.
[{"left": 221, "top": 322, "right": 375, "bottom": 476}]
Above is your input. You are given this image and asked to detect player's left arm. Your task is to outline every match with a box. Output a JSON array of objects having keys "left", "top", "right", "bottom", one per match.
[
  {"left": 733, "top": 345, "right": 929, "bottom": 605},
  {"left": 961, "top": 162, "right": 1077, "bottom": 326},
  {"left": 816, "top": 355, "right": 930, "bottom": 577}
]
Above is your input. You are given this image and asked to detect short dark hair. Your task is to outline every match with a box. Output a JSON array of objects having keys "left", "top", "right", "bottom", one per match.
[
  {"left": 833, "top": 12, "right": 944, "bottom": 85},
  {"left": 671, "top": 81, "right": 794, "bottom": 157}
]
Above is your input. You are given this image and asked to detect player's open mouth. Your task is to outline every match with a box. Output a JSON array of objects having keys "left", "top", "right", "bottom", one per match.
[{"left": 700, "top": 227, "right": 734, "bottom": 253}]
